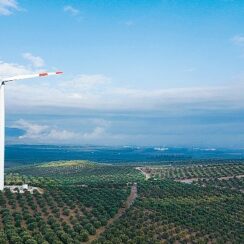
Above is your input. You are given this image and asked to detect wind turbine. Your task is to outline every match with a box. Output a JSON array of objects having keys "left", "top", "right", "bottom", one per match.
[{"left": 0, "top": 71, "right": 63, "bottom": 190}]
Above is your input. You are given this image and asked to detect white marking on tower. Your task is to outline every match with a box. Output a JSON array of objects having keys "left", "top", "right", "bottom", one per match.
[{"left": 0, "top": 71, "right": 63, "bottom": 190}]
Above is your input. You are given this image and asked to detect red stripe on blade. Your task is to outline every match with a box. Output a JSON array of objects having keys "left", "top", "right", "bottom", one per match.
[
  {"left": 39, "top": 73, "right": 48, "bottom": 77},
  {"left": 56, "top": 71, "right": 63, "bottom": 74}
]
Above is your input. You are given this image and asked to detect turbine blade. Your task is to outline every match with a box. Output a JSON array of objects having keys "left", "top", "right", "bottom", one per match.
[{"left": 1, "top": 71, "right": 63, "bottom": 83}]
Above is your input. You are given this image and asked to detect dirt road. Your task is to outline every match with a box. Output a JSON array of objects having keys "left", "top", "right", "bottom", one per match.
[
  {"left": 136, "top": 167, "right": 151, "bottom": 180},
  {"left": 88, "top": 183, "right": 138, "bottom": 243}
]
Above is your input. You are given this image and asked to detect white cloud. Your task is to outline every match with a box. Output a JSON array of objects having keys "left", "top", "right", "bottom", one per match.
[
  {"left": 91, "top": 119, "right": 111, "bottom": 127},
  {"left": 46, "top": 129, "right": 76, "bottom": 141},
  {"left": 13, "top": 119, "right": 76, "bottom": 142},
  {"left": 14, "top": 119, "right": 49, "bottom": 138},
  {"left": 22, "top": 53, "right": 45, "bottom": 67},
  {"left": 63, "top": 74, "right": 110, "bottom": 90},
  {"left": 5, "top": 72, "right": 244, "bottom": 113},
  {"left": 10, "top": 119, "right": 111, "bottom": 144},
  {"left": 2, "top": 56, "right": 243, "bottom": 146},
  {"left": 83, "top": 127, "right": 106, "bottom": 140},
  {"left": 2, "top": 58, "right": 244, "bottom": 116},
  {"left": 231, "top": 35, "right": 244, "bottom": 46},
  {"left": 0, "top": 0, "right": 19, "bottom": 16},
  {"left": 63, "top": 5, "right": 79, "bottom": 16},
  {"left": 0, "top": 60, "right": 32, "bottom": 80}
]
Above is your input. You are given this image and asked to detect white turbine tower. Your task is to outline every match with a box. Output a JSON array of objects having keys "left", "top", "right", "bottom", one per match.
[{"left": 0, "top": 71, "right": 63, "bottom": 190}]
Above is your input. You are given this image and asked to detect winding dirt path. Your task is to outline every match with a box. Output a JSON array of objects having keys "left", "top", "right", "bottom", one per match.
[
  {"left": 136, "top": 167, "right": 151, "bottom": 180},
  {"left": 88, "top": 184, "right": 138, "bottom": 243}
]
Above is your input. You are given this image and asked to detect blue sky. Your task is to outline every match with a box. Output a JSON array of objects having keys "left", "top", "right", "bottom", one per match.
[{"left": 1, "top": 0, "right": 244, "bottom": 147}]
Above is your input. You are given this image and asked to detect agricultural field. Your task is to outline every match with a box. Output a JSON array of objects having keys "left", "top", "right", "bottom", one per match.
[
  {"left": 138, "top": 163, "right": 244, "bottom": 180},
  {"left": 96, "top": 180, "right": 244, "bottom": 244},
  {"left": 197, "top": 177, "right": 244, "bottom": 192},
  {"left": 1, "top": 161, "right": 141, "bottom": 243},
  {"left": 1, "top": 160, "right": 244, "bottom": 243},
  {"left": 0, "top": 186, "right": 129, "bottom": 243},
  {"left": 6, "top": 160, "right": 143, "bottom": 187}
]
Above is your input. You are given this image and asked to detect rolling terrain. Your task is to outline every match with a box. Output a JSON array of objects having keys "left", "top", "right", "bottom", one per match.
[{"left": 0, "top": 160, "right": 243, "bottom": 243}]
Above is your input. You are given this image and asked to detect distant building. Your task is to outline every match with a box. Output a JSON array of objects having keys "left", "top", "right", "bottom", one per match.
[{"left": 4, "top": 184, "right": 43, "bottom": 194}]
